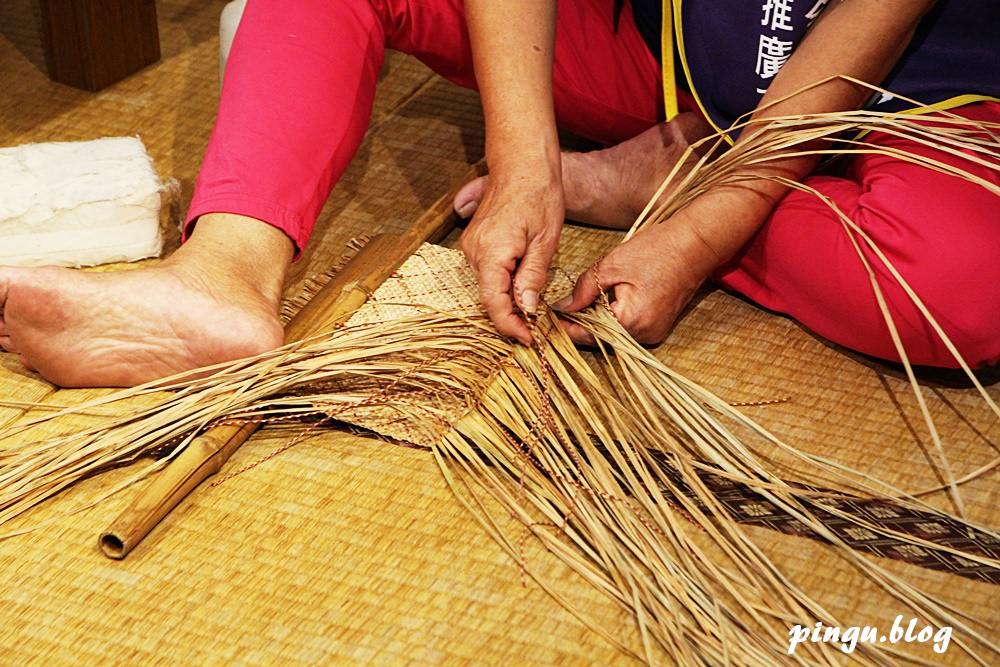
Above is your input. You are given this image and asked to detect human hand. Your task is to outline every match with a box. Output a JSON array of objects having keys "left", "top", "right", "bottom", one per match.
[
  {"left": 554, "top": 215, "right": 721, "bottom": 345},
  {"left": 458, "top": 167, "right": 564, "bottom": 345}
]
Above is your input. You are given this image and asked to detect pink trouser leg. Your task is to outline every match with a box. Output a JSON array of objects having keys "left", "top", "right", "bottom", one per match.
[
  {"left": 187, "top": 1, "right": 998, "bottom": 369},
  {"left": 715, "top": 101, "right": 1000, "bottom": 368},
  {"left": 186, "top": 0, "right": 662, "bottom": 252},
  {"left": 187, "top": 0, "right": 389, "bottom": 251}
]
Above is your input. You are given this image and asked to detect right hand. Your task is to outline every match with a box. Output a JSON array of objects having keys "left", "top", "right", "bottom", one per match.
[{"left": 456, "top": 163, "right": 565, "bottom": 345}]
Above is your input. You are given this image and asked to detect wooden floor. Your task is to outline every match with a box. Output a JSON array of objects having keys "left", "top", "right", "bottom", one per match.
[{"left": 0, "top": 1, "right": 997, "bottom": 664}]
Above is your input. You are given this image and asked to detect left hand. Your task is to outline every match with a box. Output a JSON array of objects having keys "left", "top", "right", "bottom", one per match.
[{"left": 554, "top": 214, "right": 722, "bottom": 345}]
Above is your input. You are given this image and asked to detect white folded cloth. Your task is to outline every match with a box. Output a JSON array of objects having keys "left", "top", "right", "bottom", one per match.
[{"left": 0, "top": 136, "right": 164, "bottom": 267}]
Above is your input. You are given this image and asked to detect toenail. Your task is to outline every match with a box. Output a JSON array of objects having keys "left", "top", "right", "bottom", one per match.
[{"left": 456, "top": 200, "right": 479, "bottom": 219}]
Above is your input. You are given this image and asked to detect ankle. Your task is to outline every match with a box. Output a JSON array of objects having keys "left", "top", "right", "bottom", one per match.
[
  {"left": 170, "top": 213, "right": 293, "bottom": 304},
  {"left": 560, "top": 151, "right": 598, "bottom": 216}
]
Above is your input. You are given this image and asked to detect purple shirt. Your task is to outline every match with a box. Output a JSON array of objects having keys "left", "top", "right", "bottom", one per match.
[{"left": 631, "top": 0, "right": 1000, "bottom": 130}]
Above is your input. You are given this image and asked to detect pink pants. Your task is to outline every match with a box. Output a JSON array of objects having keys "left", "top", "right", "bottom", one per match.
[{"left": 188, "top": 0, "right": 1000, "bottom": 369}]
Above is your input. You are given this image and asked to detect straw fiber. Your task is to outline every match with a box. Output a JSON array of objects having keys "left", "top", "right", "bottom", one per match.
[{"left": 0, "top": 0, "right": 996, "bottom": 664}]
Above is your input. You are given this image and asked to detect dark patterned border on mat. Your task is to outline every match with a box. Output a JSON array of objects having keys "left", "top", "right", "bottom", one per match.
[{"left": 641, "top": 448, "right": 1000, "bottom": 584}]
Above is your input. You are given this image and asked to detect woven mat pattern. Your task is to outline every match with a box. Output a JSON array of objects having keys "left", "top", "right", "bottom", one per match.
[
  {"left": 1, "top": 0, "right": 997, "bottom": 664},
  {"left": 337, "top": 243, "right": 573, "bottom": 446}
]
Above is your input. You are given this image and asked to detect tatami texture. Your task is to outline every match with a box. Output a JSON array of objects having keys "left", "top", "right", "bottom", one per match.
[{"left": 0, "top": 0, "right": 996, "bottom": 664}]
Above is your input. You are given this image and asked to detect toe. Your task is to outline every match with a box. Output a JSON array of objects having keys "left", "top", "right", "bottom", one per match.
[{"left": 453, "top": 176, "right": 488, "bottom": 218}]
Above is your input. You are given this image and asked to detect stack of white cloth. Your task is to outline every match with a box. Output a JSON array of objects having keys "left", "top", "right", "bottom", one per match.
[{"left": 0, "top": 136, "right": 164, "bottom": 267}]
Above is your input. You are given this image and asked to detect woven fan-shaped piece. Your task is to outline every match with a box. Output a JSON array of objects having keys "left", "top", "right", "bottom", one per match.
[{"left": 337, "top": 243, "right": 574, "bottom": 446}]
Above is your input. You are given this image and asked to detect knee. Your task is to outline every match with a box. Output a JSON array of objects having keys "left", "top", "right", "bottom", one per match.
[
  {"left": 850, "top": 171, "right": 1000, "bottom": 368},
  {"left": 888, "top": 225, "right": 1000, "bottom": 369},
  {"left": 928, "top": 282, "right": 1000, "bottom": 369}
]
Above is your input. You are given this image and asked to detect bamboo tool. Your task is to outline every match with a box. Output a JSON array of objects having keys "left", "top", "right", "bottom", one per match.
[
  {"left": 4, "top": 96, "right": 998, "bottom": 663},
  {"left": 98, "top": 162, "right": 485, "bottom": 559}
]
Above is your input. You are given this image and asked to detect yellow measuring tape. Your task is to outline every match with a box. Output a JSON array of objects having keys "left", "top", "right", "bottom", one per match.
[{"left": 660, "top": 0, "right": 679, "bottom": 120}]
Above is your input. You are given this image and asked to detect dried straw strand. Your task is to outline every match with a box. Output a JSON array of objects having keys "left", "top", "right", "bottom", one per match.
[{"left": 0, "top": 77, "right": 997, "bottom": 665}]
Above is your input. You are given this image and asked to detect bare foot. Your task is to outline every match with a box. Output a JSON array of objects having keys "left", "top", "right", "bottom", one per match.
[
  {"left": 0, "top": 214, "right": 291, "bottom": 388},
  {"left": 454, "top": 112, "right": 714, "bottom": 229}
]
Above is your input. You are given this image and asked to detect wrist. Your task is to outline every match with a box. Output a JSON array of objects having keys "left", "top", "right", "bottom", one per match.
[
  {"left": 668, "top": 194, "right": 764, "bottom": 270},
  {"left": 485, "top": 122, "right": 560, "bottom": 175},
  {"left": 487, "top": 146, "right": 561, "bottom": 189},
  {"left": 487, "top": 164, "right": 563, "bottom": 205}
]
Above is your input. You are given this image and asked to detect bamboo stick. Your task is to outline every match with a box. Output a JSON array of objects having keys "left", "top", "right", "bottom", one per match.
[
  {"left": 98, "top": 162, "right": 485, "bottom": 559},
  {"left": 0, "top": 93, "right": 988, "bottom": 661}
]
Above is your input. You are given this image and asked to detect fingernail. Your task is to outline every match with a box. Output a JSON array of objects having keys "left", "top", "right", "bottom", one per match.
[
  {"left": 552, "top": 295, "right": 571, "bottom": 311},
  {"left": 455, "top": 200, "right": 479, "bottom": 219},
  {"left": 520, "top": 289, "right": 538, "bottom": 314}
]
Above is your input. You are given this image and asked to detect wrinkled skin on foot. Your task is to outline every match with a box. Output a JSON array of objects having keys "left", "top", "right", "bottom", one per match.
[
  {"left": 0, "top": 214, "right": 290, "bottom": 388},
  {"left": 0, "top": 265, "right": 282, "bottom": 387}
]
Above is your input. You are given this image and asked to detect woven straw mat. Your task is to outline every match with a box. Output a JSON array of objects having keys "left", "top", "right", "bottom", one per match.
[{"left": 1, "top": 0, "right": 996, "bottom": 664}]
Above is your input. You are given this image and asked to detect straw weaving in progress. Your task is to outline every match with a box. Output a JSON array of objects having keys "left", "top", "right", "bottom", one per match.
[
  {"left": 3, "top": 95, "right": 1000, "bottom": 665},
  {"left": 1, "top": 3, "right": 998, "bottom": 662},
  {"left": 306, "top": 243, "right": 1000, "bottom": 584},
  {"left": 3, "top": 237, "right": 998, "bottom": 664}
]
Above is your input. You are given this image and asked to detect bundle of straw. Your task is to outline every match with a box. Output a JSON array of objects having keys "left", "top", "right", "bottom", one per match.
[{"left": 1, "top": 78, "right": 998, "bottom": 664}]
